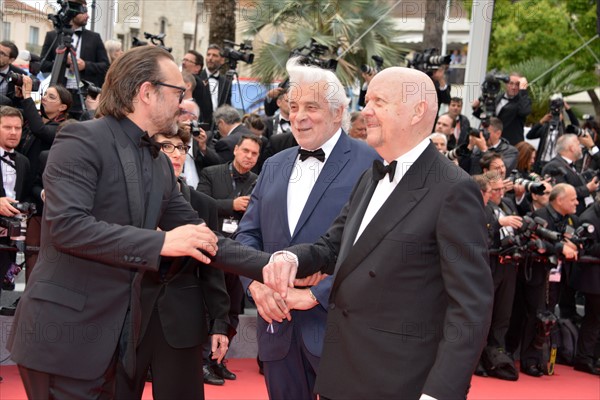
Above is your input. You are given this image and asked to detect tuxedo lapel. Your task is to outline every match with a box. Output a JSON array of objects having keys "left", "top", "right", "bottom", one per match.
[
  {"left": 291, "top": 134, "right": 351, "bottom": 239},
  {"left": 14, "top": 155, "right": 27, "bottom": 199},
  {"left": 274, "top": 150, "right": 298, "bottom": 242},
  {"left": 105, "top": 117, "right": 144, "bottom": 228},
  {"left": 331, "top": 146, "right": 436, "bottom": 291}
]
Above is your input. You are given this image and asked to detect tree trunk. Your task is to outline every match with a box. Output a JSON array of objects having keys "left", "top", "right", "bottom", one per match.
[
  {"left": 206, "top": 0, "right": 236, "bottom": 48},
  {"left": 422, "top": 0, "right": 445, "bottom": 51},
  {"left": 587, "top": 89, "right": 600, "bottom": 117}
]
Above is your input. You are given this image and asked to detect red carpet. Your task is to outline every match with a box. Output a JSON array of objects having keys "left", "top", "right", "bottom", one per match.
[{"left": 0, "top": 359, "right": 598, "bottom": 399}]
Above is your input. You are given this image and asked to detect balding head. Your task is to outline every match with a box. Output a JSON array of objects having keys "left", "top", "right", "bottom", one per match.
[{"left": 363, "top": 67, "right": 438, "bottom": 161}]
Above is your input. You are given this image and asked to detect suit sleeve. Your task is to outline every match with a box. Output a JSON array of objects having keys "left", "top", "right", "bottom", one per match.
[
  {"left": 81, "top": 33, "right": 109, "bottom": 82},
  {"left": 421, "top": 178, "right": 493, "bottom": 399},
  {"left": 517, "top": 90, "right": 532, "bottom": 117},
  {"left": 40, "top": 31, "right": 57, "bottom": 72},
  {"left": 22, "top": 98, "right": 58, "bottom": 145}
]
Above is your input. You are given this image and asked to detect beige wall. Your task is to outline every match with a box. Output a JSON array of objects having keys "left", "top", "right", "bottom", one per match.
[{"left": 1, "top": 1, "right": 54, "bottom": 61}]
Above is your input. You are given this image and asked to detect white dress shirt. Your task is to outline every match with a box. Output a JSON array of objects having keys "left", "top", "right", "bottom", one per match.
[
  {"left": 1, "top": 149, "right": 17, "bottom": 199},
  {"left": 287, "top": 129, "right": 342, "bottom": 236},
  {"left": 355, "top": 137, "right": 431, "bottom": 243}
]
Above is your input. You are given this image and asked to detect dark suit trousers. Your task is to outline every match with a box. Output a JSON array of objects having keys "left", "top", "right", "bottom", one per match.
[
  {"left": 487, "top": 258, "right": 517, "bottom": 349},
  {"left": 18, "top": 357, "right": 117, "bottom": 399},
  {"left": 115, "top": 306, "right": 204, "bottom": 400},
  {"left": 576, "top": 292, "right": 600, "bottom": 363},
  {"left": 262, "top": 322, "right": 319, "bottom": 400},
  {"left": 518, "top": 264, "right": 547, "bottom": 368}
]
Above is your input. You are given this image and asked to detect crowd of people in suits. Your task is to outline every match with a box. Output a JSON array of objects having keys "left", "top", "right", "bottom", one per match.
[{"left": 0, "top": 0, "right": 600, "bottom": 397}]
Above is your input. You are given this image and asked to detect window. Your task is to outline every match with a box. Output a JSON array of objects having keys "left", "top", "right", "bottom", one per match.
[
  {"left": 29, "top": 27, "right": 39, "bottom": 45},
  {"left": 159, "top": 18, "right": 167, "bottom": 35},
  {"left": 2, "top": 22, "right": 11, "bottom": 41},
  {"left": 183, "top": 34, "right": 192, "bottom": 53}
]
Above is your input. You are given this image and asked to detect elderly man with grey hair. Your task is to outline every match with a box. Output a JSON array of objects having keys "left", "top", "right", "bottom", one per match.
[{"left": 235, "top": 57, "right": 379, "bottom": 399}]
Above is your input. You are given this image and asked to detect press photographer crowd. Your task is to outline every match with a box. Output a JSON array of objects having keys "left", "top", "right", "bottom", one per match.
[{"left": 1, "top": 0, "right": 600, "bottom": 398}]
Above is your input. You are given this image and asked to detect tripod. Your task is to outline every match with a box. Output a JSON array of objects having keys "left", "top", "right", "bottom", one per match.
[
  {"left": 40, "top": 25, "right": 87, "bottom": 117},
  {"left": 221, "top": 59, "right": 247, "bottom": 116}
]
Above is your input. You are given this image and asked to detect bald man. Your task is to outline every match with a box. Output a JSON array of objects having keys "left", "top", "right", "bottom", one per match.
[{"left": 262, "top": 67, "right": 494, "bottom": 399}]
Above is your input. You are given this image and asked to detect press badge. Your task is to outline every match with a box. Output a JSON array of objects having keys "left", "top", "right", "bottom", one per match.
[{"left": 222, "top": 218, "right": 238, "bottom": 234}]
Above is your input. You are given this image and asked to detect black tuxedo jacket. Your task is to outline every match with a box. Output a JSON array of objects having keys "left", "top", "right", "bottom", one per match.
[
  {"left": 542, "top": 156, "right": 592, "bottom": 215},
  {"left": 197, "top": 162, "right": 258, "bottom": 231},
  {"left": 573, "top": 202, "right": 600, "bottom": 294},
  {"left": 214, "top": 124, "right": 253, "bottom": 163},
  {"left": 0, "top": 150, "right": 30, "bottom": 202},
  {"left": 40, "top": 29, "right": 110, "bottom": 87},
  {"left": 287, "top": 143, "right": 493, "bottom": 399},
  {"left": 196, "top": 70, "right": 232, "bottom": 125}
]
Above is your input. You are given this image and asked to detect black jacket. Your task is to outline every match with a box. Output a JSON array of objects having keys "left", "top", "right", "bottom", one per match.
[{"left": 473, "top": 89, "right": 532, "bottom": 145}]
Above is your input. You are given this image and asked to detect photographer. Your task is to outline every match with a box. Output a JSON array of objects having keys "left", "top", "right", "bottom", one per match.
[
  {"left": 0, "top": 106, "right": 31, "bottom": 303},
  {"left": 212, "top": 105, "right": 253, "bottom": 164},
  {"left": 197, "top": 45, "right": 232, "bottom": 125},
  {"left": 461, "top": 117, "right": 519, "bottom": 175},
  {"left": 542, "top": 134, "right": 599, "bottom": 215},
  {"left": 0, "top": 41, "right": 28, "bottom": 107},
  {"left": 527, "top": 97, "right": 579, "bottom": 172},
  {"left": 472, "top": 73, "right": 532, "bottom": 145},
  {"left": 40, "top": 0, "right": 109, "bottom": 118},
  {"left": 510, "top": 184, "right": 579, "bottom": 377},
  {"left": 15, "top": 76, "right": 72, "bottom": 186},
  {"left": 572, "top": 200, "right": 600, "bottom": 375},
  {"left": 477, "top": 171, "right": 522, "bottom": 380},
  {"left": 448, "top": 97, "right": 471, "bottom": 146}
]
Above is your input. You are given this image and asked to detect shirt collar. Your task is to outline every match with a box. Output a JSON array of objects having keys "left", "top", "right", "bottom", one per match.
[
  {"left": 388, "top": 137, "right": 431, "bottom": 183},
  {"left": 118, "top": 117, "right": 146, "bottom": 146},
  {"left": 298, "top": 128, "right": 342, "bottom": 163}
]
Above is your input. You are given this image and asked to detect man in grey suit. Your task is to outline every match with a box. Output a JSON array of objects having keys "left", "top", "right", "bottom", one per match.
[
  {"left": 7, "top": 46, "right": 267, "bottom": 399},
  {"left": 263, "top": 67, "right": 494, "bottom": 399}
]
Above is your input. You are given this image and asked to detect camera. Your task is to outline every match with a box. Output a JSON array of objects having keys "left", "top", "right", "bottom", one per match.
[
  {"left": 0, "top": 202, "right": 37, "bottom": 239},
  {"left": 445, "top": 143, "right": 469, "bottom": 162},
  {"left": 80, "top": 79, "right": 101, "bottom": 100},
  {"left": 290, "top": 39, "right": 338, "bottom": 71},
  {"left": 565, "top": 124, "right": 591, "bottom": 138},
  {"left": 5, "top": 71, "right": 41, "bottom": 92},
  {"left": 549, "top": 96, "right": 564, "bottom": 118},
  {"left": 361, "top": 55, "right": 384, "bottom": 76},
  {"left": 468, "top": 127, "right": 490, "bottom": 141},
  {"left": 131, "top": 32, "right": 172, "bottom": 53},
  {"left": 508, "top": 170, "right": 547, "bottom": 195},
  {"left": 48, "top": 0, "right": 87, "bottom": 30},
  {"left": 189, "top": 120, "right": 211, "bottom": 137},
  {"left": 407, "top": 48, "right": 451, "bottom": 73},
  {"left": 222, "top": 40, "right": 254, "bottom": 68}
]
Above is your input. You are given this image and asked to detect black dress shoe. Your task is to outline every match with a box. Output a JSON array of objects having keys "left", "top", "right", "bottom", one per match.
[
  {"left": 520, "top": 365, "right": 543, "bottom": 377},
  {"left": 212, "top": 361, "right": 236, "bottom": 380},
  {"left": 574, "top": 361, "right": 600, "bottom": 376},
  {"left": 474, "top": 362, "right": 488, "bottom": 377},
  {"left": 203, "top": 365, "right": 225, "bottom": 385}
]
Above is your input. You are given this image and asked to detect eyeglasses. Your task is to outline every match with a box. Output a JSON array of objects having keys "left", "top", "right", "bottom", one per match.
[
  {"left": 158, "top": 142, "right": 190, "bottom": 154},
  {"left": 153, "top": 81, "right": 186, "bottom": 103},
  {"left": 182, "top": 58, "right": 198, "bottom": 65}
]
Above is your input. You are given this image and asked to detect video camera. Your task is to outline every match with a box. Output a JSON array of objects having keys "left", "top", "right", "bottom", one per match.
[
  {"left": 361, "top": 55, "right": 384, "bottom": 76},
  {"left": 407, "top": 48, "right": 451, "bottom": 73},
  {"left": 222, "top": 40, "right": 254, "bottom": 68},
  {"left": 131, "top": 32, "right": 172, "bottom": 53},
  {"left": 478, "top": 72, "right": 510, "bottom": 120},
  {"left": 549, "top": 95, "right": 564, "bottom": 118},
  {"left": 290, "top": 39, "right": 338, "bottom": 71},
  {"left": 565, "top": 124, "right": 591, "bottom": 138},
  {"left": 47, "top": 0, "right": 87, "bottom": 31}
]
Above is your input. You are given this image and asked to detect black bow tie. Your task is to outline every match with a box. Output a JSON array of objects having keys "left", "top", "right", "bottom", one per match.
[
  {"left": 232, "top": 167, "right": 250, "bottom": 183},
  {"left": 298, "top": 148, "right": 325, "bottom": 162},
  {"left": 208, "top": 74, "right": 219, "bottom": 80},
  {"left": 73, "top": 30, "right": 83, "bottom": 36},
  {"left": 372, "top": 160, "right": 397, "bottom": 182},
  {"left": 140, "top": 133, "right": 161, "bottom": 159},
  {"left": 2, "top": 151, "right": 16, "bottom": 160},
  {"left": 280, "top": 118, "right": 290, "bottom": 125}
]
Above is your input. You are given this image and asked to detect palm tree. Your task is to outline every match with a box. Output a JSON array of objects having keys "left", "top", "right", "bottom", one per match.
[
  {"left": 241, "top": 0, "right": 408, "bottom": 86},
  {"left": 507, "top": 57, "right": 597, "bottom": 124}
]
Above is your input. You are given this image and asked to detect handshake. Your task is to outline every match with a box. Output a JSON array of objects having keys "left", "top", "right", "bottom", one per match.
[{"left": 253, "top": 252, "right": 328, "bottom": 324}]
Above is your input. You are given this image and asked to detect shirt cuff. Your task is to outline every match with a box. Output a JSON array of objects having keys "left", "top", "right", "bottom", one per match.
[
  {"left": 589, "top": 146, "right": 599, "bottom": 156},
  {"left": 420, "top": 394, "right": 437, "bottom": 400},
  {"left": 269, "top": 250, "right": 299, "bottom": 266}
]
